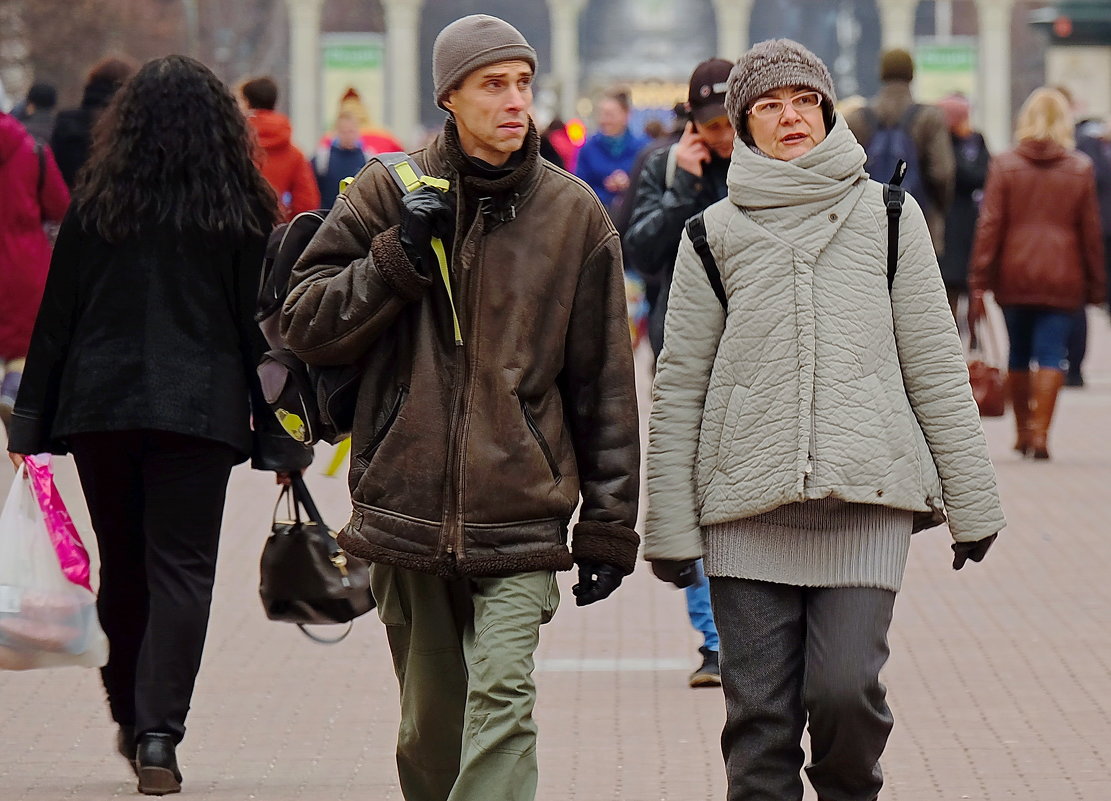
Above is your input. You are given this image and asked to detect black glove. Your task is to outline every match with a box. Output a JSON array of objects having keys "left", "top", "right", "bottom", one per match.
[
  {"left": 399, "top": 185, "right": 456, "bottom": 272},
  {"left": 952, "top": 533, "right": 997, "bottom": 570},
  {"left": 572, "top": 561, "right": 625, "bottom": 606},
  {"left": 650, "top": 559, "right": 699, "bottom": 589}
]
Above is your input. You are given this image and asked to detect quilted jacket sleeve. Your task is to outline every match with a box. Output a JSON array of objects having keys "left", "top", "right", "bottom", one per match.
[
  {"left": 891, "top": 193, "right": 1005, "bottom": 541},
  {"left": 643, "top": 232, "right": 726, "bottom": 561}
]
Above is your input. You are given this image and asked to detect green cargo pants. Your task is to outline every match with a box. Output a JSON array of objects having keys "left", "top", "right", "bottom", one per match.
[{"left": 370, "top": 564, "right": 560, "bottom": 801}]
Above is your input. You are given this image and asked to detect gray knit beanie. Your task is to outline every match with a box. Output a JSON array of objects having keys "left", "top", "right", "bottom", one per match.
[
  {"left": 725, "top": 39, "right": 837, "bottom": 135},
  {"left": 433, "top": 15, "right": 538, "bottom": 109}
]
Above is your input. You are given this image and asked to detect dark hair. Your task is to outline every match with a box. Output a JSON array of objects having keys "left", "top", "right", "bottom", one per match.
[
  {"left": 75, "top": 55, "right": 277, "bottom": 243},
  {"left": 240, "top": 76, "right": 278, "bottom": 111},
  {"left": 87, "top": 56, "right": 136, "bottom": 89},
  {"left": 27, "top": 82, "right": 57, "bottom": 109}
]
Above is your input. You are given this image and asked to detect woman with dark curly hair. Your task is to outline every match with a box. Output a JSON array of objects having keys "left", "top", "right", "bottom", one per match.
[{"left": 7, "top": 55, "right": 308, "bottom": 795}]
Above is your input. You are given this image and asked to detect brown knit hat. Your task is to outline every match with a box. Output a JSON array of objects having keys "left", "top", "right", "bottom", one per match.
[
  {"left": 433, "top": 15, "right": 537, "bottom": 109},
  {"left": 880, "top": 48, "right": 915, "bottom": 82},
  {"left": 725, "top": 39, "right": 837, "bottom": 136}
]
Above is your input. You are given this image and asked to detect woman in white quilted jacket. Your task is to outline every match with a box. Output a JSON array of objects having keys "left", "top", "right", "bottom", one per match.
[{"left": 644, "top": 39, "right": 1004, "bottom": 801}]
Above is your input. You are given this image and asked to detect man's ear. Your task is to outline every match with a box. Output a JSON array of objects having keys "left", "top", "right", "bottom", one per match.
[{"left": 443, "top": 91, "right": 456, "bottom": 114}]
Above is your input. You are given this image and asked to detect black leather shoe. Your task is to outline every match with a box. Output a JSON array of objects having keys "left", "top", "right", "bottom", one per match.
[
  {"left": 116, "top": 725, "right": 138, "bottom": 776},
  {"left": 135, "top": 733, "right": 182, "bottom": 796}
]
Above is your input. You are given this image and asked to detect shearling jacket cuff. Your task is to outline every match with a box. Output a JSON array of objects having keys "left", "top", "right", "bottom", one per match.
[
  {"left": 571, "top": 521, "right": 640, "bottom": 576},
  {"left": 371, "top": 225, "right": 432, "bottom": 302}
]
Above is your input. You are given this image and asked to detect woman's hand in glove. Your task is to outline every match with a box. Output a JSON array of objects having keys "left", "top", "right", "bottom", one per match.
[{"left": 952, "top": 533, "right": 997, "bottom": 570}]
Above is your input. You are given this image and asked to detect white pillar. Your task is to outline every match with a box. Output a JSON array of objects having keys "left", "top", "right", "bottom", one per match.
[
  {"left": 712, "top": 0, "right": 755, "bottom": 60},
  {"left": 382, "top": 0, "right": 424, "bottom": 148},
  {"left": 878, "top": 0, "right": 917, "bottom": 51},
  {"left": 976, "top": 0, "right": 1015, "bottom": 152},
  {"left": 547, "top": 0, "right": 587, "bottom": 122},
  {"left": 284, "top": 0, "right": 325, "bottom": 154}
]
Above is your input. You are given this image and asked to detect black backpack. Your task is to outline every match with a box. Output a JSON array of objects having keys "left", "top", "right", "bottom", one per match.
[
  {"left": 862, "top": 105, "right": 926, "bottom": 209},
  {"left": 255, "top": 152, "right": 444, "bottom": 446},
  {"left": 685, "top": 161, "right": 908, "bottom": 308}
]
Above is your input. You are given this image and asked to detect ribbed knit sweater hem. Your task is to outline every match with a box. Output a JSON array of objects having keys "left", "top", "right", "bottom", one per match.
[{"left": 704, "top": 497, "right": 913, "bottom": 592}]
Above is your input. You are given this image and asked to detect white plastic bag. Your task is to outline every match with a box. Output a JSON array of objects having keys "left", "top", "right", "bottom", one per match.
[{"left": 0, "top": 465, "right": 107, "bottom": 670}]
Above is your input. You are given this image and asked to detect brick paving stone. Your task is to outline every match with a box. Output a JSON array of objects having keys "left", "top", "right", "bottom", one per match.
[{"left": 3, "top": 310, "right": 1111, "bottom": 800}]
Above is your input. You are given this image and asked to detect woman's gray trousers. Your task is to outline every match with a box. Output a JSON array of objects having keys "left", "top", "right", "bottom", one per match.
[{"left": 709, "top": 577, "right": 897, "bottom": 801}]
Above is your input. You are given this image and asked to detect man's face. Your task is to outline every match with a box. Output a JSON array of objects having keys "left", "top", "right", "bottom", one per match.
[
  {"left": 695, "top": 115, "right": 735, "bottom": 159},
  {"left": 597, "top": 98, "right": 628, "bottom": 137},
  {"left": 443, "top": 60, "right": 533, "bottom": 166},
  {"left": 336, "top": 116, "right": 360, "bottom": 149}
]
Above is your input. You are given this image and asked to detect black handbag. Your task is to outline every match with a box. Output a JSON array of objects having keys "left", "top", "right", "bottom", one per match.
[{"left": 259, "top": 475, "right": 374, "bottom": 643}]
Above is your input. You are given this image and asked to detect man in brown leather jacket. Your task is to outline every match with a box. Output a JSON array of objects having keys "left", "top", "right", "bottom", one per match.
[{"left": 281, "top": 14, "right": 640, "bottom": 801}]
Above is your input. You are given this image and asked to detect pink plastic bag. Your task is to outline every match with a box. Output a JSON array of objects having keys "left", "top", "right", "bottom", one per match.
[{"left": 23, "top": 455, "right": 92, "bottom": 592}]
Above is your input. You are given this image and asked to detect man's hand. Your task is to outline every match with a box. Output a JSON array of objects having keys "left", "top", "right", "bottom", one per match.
[
  {"left": 8, "top": 452, "right": 25, "bottom": 470},
  {"left": 952, "top": 533, "right": 997, "bottom": 570},
  {"left": 650, "top": 559, "right": 699, "bottom": 588},
  {"left": 399, "top": 185, "right": 456, "bottom": 270},
  {"left": 572, "top": 561, "right": 625, "bottom": 606},
  {"left": 603, "top": 170, "right": 630, "bottom": 194},
  {"left": 674, "top": 121, "right": 711, "bottom": 178}
]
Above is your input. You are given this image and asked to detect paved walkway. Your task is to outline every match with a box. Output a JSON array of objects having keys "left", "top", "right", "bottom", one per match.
[{"left": 2, "top": 310, "right": 1111, "bottom": 800}]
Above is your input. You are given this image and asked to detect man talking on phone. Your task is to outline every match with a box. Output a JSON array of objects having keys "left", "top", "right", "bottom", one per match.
[
  {"left": 624, "top": 58, "right": 735, "bottom": 360},
  {"left": 623, "top": 58, "right": 735, "bottom": 688}
]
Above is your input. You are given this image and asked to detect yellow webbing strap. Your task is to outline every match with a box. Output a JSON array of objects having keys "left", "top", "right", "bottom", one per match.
[
  {"left": 431, "top": 236, "right": 462, "bottom": 345},
  {"left": 382, "top": 156, "right": 460, "bottom": 345}
]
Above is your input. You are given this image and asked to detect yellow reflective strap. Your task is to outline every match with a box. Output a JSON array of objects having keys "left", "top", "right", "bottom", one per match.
[
  {"left": 431, "top": 236, "right": 462, "bottom": 345},
  {"left": 418, "top": 175, "right": 451, "bottom": 191},
  {"left": 339, "top": 176, "right": 355, "bottom": 195},
  {"left": 392, "top": 161, "right": 424, "bottom": 193}
]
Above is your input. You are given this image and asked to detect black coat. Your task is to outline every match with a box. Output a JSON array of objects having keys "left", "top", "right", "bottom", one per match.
[
  {"left": 623, "top": 146, "right": 729, "bottom": 354},
  {"left": 49, "top": 79, "right": 120, "bottom": 188},
  {"left": 940, "top": 131, "right": 990, "bottom": 290},
  {"left": 1077, "top": 133, "right": 1111, "bottom": 237},
  {"left": 8, "top": 210, "right": 309, "bottom": 471}
]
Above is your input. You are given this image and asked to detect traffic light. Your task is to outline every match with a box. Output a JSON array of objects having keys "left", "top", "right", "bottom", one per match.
[{"left": 1030, "top": 1, "right": 1111, "bottom": 45}]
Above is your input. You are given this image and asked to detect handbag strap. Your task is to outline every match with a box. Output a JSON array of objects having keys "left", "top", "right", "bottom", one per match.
[
  {"left": 296, "top": 621, "right": 354, "bottom": 644},
  {"left": 289, "top": 474, "right": 356, "bottom": 588}
]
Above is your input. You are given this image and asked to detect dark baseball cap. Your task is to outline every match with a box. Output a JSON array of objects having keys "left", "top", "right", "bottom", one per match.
[{"left": 687, "top": 58, "right": 733, "bottom": 124}]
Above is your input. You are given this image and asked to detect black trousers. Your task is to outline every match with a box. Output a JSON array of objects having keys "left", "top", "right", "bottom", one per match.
[
  {"left": 71, "top": 430, "right": 237, "bottom": 744},
  {"left": 710, "top": 578, "right": 896, "bottom": 801}
]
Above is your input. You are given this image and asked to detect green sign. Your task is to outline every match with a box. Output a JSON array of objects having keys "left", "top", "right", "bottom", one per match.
[
  {"left": 323, "top": 43, "right": 383, "bottom": 71},
  {"left": 915, "top": 39, "right": 978, "bottom": 103}
]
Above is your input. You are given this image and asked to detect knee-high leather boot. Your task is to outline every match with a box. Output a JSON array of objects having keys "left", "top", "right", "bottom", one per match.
[
  {"left": 1006, "top": 370, "right": 1032, "bottom": 454},
  {"left": 1029, "top": 369, "right": 1065, "bottom": 460}
]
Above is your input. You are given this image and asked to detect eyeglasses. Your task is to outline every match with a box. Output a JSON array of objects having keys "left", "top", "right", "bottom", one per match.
[{"left": 747, "top": 91, "right": 823, "bottom": 119}]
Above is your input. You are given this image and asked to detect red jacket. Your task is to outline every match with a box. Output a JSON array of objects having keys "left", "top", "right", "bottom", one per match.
[
  {"left": 0, "top": 113, "right": 70, "bottom": 360},
  {"left": 247, "top": 110, "right": 320, "bottom": 221},
  {"left": 969, "top": 139, "right": 1105, "bottom": 310}
]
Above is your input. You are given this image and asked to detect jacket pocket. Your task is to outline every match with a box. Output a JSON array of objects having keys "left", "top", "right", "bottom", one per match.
[
  {"left": 715, "top": 385, "right": 749, "bottom": 466},
  {"left": 521, "top": 399, "right": 562, "bottom": 483},
  {"left": 357, "top": 386, "right": 408, "bottom": 465}
]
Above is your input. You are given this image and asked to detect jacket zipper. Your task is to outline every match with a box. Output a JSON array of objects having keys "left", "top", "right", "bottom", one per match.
[
  {"left": 521, "top": 400, "right": 562, "bottom": 482},
  {"left": 442, "top": 207, "right": 484, "bottom": 561}
]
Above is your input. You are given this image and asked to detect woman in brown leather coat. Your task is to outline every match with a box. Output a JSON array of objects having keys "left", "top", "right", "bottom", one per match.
[{"left": 968, "top": 88, "right": 1105, "bottom": 460}]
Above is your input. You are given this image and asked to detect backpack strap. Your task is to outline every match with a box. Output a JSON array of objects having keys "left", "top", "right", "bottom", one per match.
[
  {"left": 685, "top": 212, "right": 727, "bottom": 309},
  {"left": 882, "top": 160, "right": 907, "bottom": 292},
  {"left": 374, "top": 152, "right": 450, "bottom": 193},
  {"left": 371, "top": 152, "right": 461, "bottom": 344},
  {"left": 664, "top": 143, "right": 679, "bottom": 190}
]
